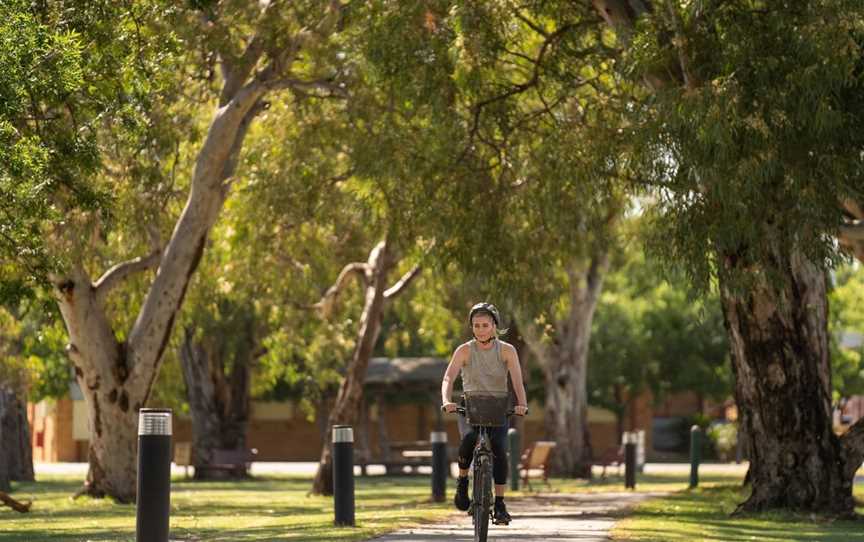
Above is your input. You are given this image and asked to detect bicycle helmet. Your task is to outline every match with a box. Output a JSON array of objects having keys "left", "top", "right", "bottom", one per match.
[{"left": 468, "top": 302, "right": 500, "bottom": 327}]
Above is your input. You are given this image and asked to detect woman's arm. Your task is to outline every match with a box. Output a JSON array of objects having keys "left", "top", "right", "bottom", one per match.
[
  {"left": 441, "top": 343, "right": 468, "bottom": 412},
  {"left": 505, "top": 345, "right": 529, "bottom": 415}
]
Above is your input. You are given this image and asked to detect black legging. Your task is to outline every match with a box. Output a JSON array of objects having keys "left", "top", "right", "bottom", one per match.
[{"left": 458, "top": 423, "right": 509, "bottom": 485}]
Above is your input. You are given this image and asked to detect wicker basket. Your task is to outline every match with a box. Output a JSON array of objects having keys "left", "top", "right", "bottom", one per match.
[{"left": 463, "top": 391, "right": 509, "bottom": 427}]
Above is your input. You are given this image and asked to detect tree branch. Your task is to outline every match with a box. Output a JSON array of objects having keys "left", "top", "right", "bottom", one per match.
[
  {"left": 514, "top": 312, "right": 550, "bottom": 369},
  {"left": 0, "top": 491, "right": 31, "bottom": 513},
  {"left": 94, "top": 249, "right": 161, "bottom": 301},
  {"left": 312, "top": 262, "right": 370, "bottom": 318},
  {"left": 842, "top": 198, "right": 864, "bottom": 220},
  {"left": 383, "top": 264, "right": 422, "bottom": 299},
  {"left": 839, "top": 222, "right": 864, "bottom": 242},
  {"left": 267, "top": 77, "right": 348, "bottom": 98}
]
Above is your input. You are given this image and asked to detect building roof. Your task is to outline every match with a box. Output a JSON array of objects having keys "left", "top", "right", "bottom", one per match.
[{"left": 365, "top": 357, "right": 448, "bottom": 386}]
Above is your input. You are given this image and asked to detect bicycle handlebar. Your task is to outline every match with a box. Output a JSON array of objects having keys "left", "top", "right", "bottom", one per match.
[{"left": 440, "top": 405, "right": 527, "bottom": 417}]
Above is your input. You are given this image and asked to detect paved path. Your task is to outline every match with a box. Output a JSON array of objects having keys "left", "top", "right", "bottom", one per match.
[
  {"left": 34, "top": 461, "right": 752, "bottom": 478},
  {"left": 368, "top": 492, "right": 666, "bottom": 542}
]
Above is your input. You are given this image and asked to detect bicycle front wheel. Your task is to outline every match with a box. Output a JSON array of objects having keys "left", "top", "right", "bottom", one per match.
[{"left": 473, "top": 454, "right": 492, "bottom": 542}]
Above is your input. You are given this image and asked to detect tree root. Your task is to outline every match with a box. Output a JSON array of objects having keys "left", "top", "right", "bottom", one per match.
[
  {"left": 0, "top": 491, "right": 32, "bottom": 513},
  {"left": 72, "top": 482, "right": 106, "bottom": 500}
]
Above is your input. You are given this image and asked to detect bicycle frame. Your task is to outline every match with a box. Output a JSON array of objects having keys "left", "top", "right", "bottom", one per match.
[
  {"left": 446, "top": 403, "right": 516, "bottom": 542},
  {"left": 470, "top": 425, "right": 494, "bottom": 542}
]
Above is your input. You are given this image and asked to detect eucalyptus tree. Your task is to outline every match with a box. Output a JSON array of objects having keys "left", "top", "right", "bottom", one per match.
[
  {"left": 2, "top": 0, "right": 353, "bottom": 501},
  {"left": 587, "top": 0, "right": 864, "bottom": 514},
  {"left": 366, "top": 2, "right": 631, "bottom": 477}
]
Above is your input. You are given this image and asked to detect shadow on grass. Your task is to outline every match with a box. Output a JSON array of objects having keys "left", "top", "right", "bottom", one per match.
[
  {"left": 1, "top": 474, "right": 454, "bottom": 542},
  {"left": 618, "top": 485, "right": 864, "bottom": 542}
]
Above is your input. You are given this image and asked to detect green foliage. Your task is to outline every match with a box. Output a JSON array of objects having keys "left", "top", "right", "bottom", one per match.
[
  {"left": 624, "top": 1, "right": 864, "bottom": 289},
  {"left": 21, "top": 317, "right": 71, "bottom": 401},
  {"left": 0, "top": 0, "right": 189, "bottom": 301},
  {"left": 829, "top": 264, "right": 864, "bottom": 399},
  {"left": 588, "top": 234, "right": 732, "bottom": 413},
  {"left": 0, "top": 0, "right": 88, "bottom": 293},
  {"left": 0, "top": 302, "right": 71, "bottom": 400},
  {"left": 707, "top": 421, "right": 738, "bottom": 461}
]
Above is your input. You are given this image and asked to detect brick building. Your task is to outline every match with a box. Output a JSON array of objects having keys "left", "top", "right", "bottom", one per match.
[{"left": 28, "top": 357, "right": 718, "bottom": 464}]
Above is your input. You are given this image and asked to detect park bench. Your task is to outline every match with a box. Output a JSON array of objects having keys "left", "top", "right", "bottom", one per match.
[
  {"left": 355, "top": 440, "right": 457, "bottom": 475},
  {"left": 593, "top": 445, "right": 625, "bottom": 479},
  {"left": 518, "top": 441, "right": 556, "bottom": 491},
  {"left": 178, "top": 446, "right": 257, "bottom": 479},
  {"left": 383, "top": 440, "right": 433, "bottom": 474},
  {"left": 173, "top": 441, "right": 193, "bottom": 479},
  {"left": 208, "top": 447, "right": 258, "bottom": 478}
]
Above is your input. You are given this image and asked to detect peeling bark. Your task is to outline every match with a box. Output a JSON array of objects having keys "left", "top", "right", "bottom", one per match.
[
  {"left": 721, "top": 247, "right": 855, "bottom": 515},
  {"left": 53, "top": 80, "right": 267, "bottom": 501},
  {"left": 587, "top": 0, "right": 864, "bottom": 514}
]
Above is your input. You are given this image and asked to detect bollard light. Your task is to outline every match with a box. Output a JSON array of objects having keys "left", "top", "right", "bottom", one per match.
[
  {"left": 624, "top": 432, "right": 636, "bottom": 490},
  {"left": 507, "top": 428, "right": 520, "bottom": 491},
  {"left": 332, "top": 425, "right": 355, "bottom": 527},
  {"left": 431, "top": 431, "right": 448, "bottom": 502},
  {"left": 136, "top": 408, "right": 172, "bottom": 542},
  {"left": 689, "top": 425, "right": 702, "bottom": 488}
]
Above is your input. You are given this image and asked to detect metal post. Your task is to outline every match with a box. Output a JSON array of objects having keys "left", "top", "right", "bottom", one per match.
[
  {"left": 624, "top": 432, "right": 636, "bottom": 490},
  {"left": 508, "top": 428, "right": 520, "bottom": 491},
  {"left": 333, "top": 425, "right": 355, "bottom": 527},
  {"left": 136, "top": 408, "right": 172, "bottom": 542},
  {"left": 431, "top": 431, "right": 448, "bottom": 502},
  {"left": 689, "top": 425, "right": 701, "bottom": 488}
]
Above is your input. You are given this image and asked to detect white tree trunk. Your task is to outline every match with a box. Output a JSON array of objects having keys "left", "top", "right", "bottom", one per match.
[
  {"left": 309, "top": 240, "right": 422, "bottom": 495},
  {"left": 521, "top": 253, "right": 608, "bottom": 477},
  {"left": 54, "top": 84, "right": 266, "bottom": 502},
  {"left": 311, "top": 241, "right": 393, "bottom": 495}
]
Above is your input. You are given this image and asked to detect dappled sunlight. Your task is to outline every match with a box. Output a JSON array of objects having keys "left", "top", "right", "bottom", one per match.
[
  {"left": 0, "top": 474, "right": 455, "bottom": 542},
  {"left": 612, "top": 485, "right": 864, "bottom": 541}
]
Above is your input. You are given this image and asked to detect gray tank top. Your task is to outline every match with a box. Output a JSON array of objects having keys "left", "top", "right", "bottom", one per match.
[{"left": 461, "top": 339, "right": 508, "bottom": 393}]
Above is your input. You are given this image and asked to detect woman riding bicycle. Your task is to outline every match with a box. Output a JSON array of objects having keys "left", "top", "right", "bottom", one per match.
[{"left": 441, "top": 302, "right": 529, "bottom": 524}]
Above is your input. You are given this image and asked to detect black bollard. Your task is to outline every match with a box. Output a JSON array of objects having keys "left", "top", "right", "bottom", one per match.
[
  {"left": 624, "top": 432, "right": 636, "bottom": 490},
  {"left": 431, "top": 431, "right": 448, "bottom": 502},
  {"left": 508, "top": 428, "right": 520, "bottom": 491},
  {"left": 333, "top": 425, "right": 355, "bottom": 527},
  {"left": 136, "top": 408, "right": 172, "bottom": 542},
  {"left": 689, "top": 425, "right": 701, "bottom": 488}
]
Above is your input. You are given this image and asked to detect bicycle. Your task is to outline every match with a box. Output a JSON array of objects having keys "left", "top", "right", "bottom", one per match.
[{"left": 443, "top": 391, "right": 524, "bottom": 542}]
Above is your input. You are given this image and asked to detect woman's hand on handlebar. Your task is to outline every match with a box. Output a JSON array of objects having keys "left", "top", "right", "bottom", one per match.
[
  {"left": 513, "top": 405, "right": 528, "bottom": 416},
  {"left": 441, "top": 401, "right": 458, "bottom": 413}
]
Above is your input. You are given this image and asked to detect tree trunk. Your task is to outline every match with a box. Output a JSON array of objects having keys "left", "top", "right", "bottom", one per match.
[
  {"left": 179, "top": 324, "right": 254, "bottom": 479},
  {"left": 522, "top": 253, "right": 608, "bottom": 477},
  {"left": 720, "top": 247, "right": 859, "bottom": 515},
  {"left": 0, "top": 385, "right": 34, "bottom": 484},
  {"left": 53, "top": 84, "right": 266, "bottom": 501},
  {"left": 0, "top": 387, "right": 10, "bottom": 493},
  {"left": 311, "top": 241, "right": 393, "bottom": 495}
]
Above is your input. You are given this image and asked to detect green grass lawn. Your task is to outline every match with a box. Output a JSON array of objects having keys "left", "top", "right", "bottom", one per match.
[
  {"left": 5, "top": 470, "right": 864, "bottom": 541},
  {"left": 612, "top": 482, "right": 864, "bottom": 541},
  {"left": 1, "top": 475, "right": 455, "bottom": 541}
]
